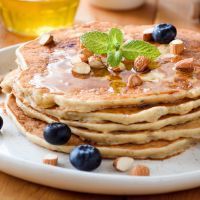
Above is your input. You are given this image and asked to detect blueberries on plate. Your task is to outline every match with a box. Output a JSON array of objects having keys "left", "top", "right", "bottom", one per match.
[
  {"left": 152, "top": 23, "right": 177, "bottom": 44},
  {"left": 69, "top": 144, "right": 102, "bottom": 171},
  {"left": 43, "top": 122, "right": 71, "bottom": 145},
  {"left": 0, "top": 116, "right": 3, "bottom": 130}
]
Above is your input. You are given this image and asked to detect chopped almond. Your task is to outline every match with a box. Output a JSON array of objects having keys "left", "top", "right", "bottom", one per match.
[
  {"left": 127, "top": 74, "right": 143, "bottom": 88},
  {"left": 129, "top": 165, "right": 150, "bottom": 176},
  {"left": 72, "top": 62, "right": 91, "bottom": 74},
  {"left": 170, "top": 39, "right": 184, "bottom": 55},
  {"left": 43, "top": 154, "right": 58, "bottom": 166},
  {"left": 39, "top": 33, "right": 54, "bottom": 46},
  {"left": 175, "top": 58, "right": 194, "bottom": 73},
  {"left": 113, "top": 157, "right": 134, "bottom": 172},
  {"left": 88, "top": 56, "right": 105, "bottom": 69},
  {"left": 80, "top": 48, "right": 93, "bottom": 62}
]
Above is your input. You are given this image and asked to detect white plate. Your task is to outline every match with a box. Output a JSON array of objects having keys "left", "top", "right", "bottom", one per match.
[{"left": 0, "top": 44, "right": 200, "bottom": 195}]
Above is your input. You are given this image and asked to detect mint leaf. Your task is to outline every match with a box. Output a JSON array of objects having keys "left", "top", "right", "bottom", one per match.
[
  {"left": 108, "top": 28, "right": 123, "bottom": 50},
  {"left": 107, "top": 50, "right": 122, "bottom": 67},
  {"left": 121, "top": 40, "right": 161, "bottom": 60},
  {"left": 80, "top": 31, "right": 109, "bottom": 54}
]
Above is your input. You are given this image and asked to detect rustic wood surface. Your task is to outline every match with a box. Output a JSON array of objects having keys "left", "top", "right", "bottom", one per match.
[{"left": 0, "top": 0, "right": 200, "bottom": 199}]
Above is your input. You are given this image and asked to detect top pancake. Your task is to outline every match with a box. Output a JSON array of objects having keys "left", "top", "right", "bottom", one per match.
[{"left": 14, "top": 22, "right": 200, "bottom": 112}]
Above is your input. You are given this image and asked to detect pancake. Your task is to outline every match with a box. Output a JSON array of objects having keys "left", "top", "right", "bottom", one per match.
[
  {"left": 17, "top": 97, "right": 200, "bottom": 132},
  {"left": 3, "top": 64, "right": 200, "bottom": 125},
  {"left": 6, "top": 94, "right": 196, "bottom": 159},
  {"left": 3, "top": 21, "right": 200, "bottom": 160},
  {"left": 37, "top": 98, "right": 200, "bottom": 124},
  {"left": 14, "top": 95, "right": 200, "bottom": 145},
  {"left": 12, "top": 22, "right": 200, "bottom": 112}
]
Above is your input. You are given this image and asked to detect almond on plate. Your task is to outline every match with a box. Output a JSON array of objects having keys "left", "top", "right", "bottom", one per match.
[
  {"left": 113, "top": 157, "right": 134, "bottom": 172},
  {"left": 129, "top": 164, "right": 150, "bottom": 176},
  {"left": 43, "top": 154, "right": 58, "bottom": 166}
]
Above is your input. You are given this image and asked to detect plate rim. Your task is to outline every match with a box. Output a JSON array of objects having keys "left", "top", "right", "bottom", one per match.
[{"left": 0, "top": 44, "right": 200, "bottom": 195}]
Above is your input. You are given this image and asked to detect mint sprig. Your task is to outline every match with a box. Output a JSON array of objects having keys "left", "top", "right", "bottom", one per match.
[
  {"left": 81, "top": 31, "right": 109, "bottom": 54},
  {"left": 108, "top": 28, "right": 123, "bottom": 50},
  {"left": 80, "top": 28, "right": 161, "bottom": 67},
  {"left": 121, "top": 40, "right": 160, "bottom": 60},
  {"left": 107, "top": 50, "right": 122, "bottom": 67}
]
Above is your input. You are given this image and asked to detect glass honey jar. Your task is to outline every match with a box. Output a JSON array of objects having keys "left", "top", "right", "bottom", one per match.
[{"left": 0, "top": 0, "right": 80, "bottom": 36}]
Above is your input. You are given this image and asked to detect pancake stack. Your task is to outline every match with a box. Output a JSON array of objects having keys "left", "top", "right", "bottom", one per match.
[{"left": 2, "top": 22, "right": 200, "bottom": 159}]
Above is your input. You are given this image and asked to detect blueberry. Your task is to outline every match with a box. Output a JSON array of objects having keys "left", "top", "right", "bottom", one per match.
[
  {"left": 69, "top": 144, "right": 102, "bottom": 171},
  {"left": 0, "top": 116, "right": 3, "bottom": 130},
  {"left": 152, "top": 23, "right": 177, "bottom": 44},
  {"left": 43, "top": 122, "right": 71, "bottom": 145}
]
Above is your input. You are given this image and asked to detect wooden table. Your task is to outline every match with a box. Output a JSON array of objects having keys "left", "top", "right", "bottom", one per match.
[{"left": 0, "top": 0, "right": 200, "bottom": 199}]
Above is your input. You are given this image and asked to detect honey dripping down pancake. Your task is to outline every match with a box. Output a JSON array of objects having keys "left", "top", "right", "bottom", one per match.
[{"left": 2, "top": 22, "right": 200, "bottom": 166}]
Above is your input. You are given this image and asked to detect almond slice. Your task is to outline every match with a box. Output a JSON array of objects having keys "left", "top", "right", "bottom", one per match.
[
  {"left": 175, "top": 58, "right": 194, "bottom": 73},
  {"left": 43, "top": 154, "right": 58, "bottom": 166},
  {"left": 113, "top": 157, "right": 134, "bottom": 172},
  {"left": 129, "top": 165, "right": 150, "bottom": 176},
  {"left": 39, "top": 33, "right": 54, "bottom": 46},
  {"left": 170, "top": 39, "right": 184, "bottom": 55},
  {"left": 72, "top": 62, "right": 91, "bottom": 74},
  {"left": 143, "top": 28, "right": 154, "bottom": 42}
]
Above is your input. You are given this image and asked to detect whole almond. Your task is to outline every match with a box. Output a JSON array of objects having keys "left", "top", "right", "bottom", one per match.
[
  {"left": 113, "top": 157, "right": 134, "bottom": 172},
  {"left": 175, "top": 58, "right": 194, "bottom": 73},
  {"left": 133, "top": 56, "right": 150, "bottom": 72},
  {"left": 127, "top": 74, "right": 143, "bottom": 88},
  {"left": 72, "top": 62, "right": 91, "bottom": 74},
  {"left": 39, "top": 33, "right": 54, "bottom": 46},
  {"left": 129, "top": 165, "right": 150, "bottom": 176},
  {"left": 43, "top": 154, "right": 58, "bottom": 166}
]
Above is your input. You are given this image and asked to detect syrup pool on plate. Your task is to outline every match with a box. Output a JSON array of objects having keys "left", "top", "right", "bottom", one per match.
[{"left": 0, "top": 0, "right": 80, "bottom": 36}]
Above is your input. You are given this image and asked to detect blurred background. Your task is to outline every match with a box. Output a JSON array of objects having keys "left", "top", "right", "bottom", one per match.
[{"left": 0, "top": 0, "right": 199, "bottom": 45}]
